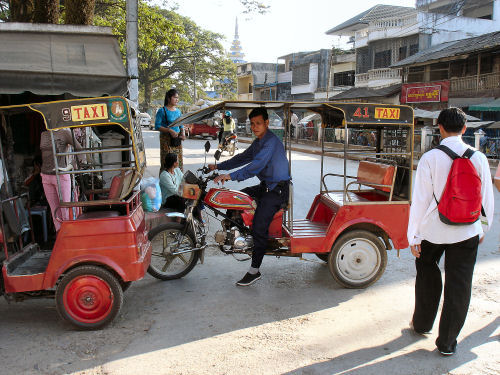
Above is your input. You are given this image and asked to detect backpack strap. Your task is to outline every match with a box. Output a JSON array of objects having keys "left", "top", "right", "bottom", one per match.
[
  {"left": 462, "top": 148, "right": 475, "bottom": 159},
  {"left": 435, "top": 144, "right": 459, "bottom": 160}
]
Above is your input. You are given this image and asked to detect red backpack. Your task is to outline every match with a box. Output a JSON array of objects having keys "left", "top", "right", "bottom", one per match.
[{"left": 434, "top": 145, "right": 483, "bottom": 225}]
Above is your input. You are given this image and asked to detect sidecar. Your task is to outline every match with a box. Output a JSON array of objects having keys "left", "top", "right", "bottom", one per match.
[
  {"left": 150, "top": 101, "right": 413, "bottom": 289},
  {"left": 0, "top": 96, "right": 152, "bottom": 329}
]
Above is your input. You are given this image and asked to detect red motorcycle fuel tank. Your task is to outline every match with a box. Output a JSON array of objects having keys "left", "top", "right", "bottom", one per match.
[
  {"left": 204, "top": 187, "right": 283, "bottom": 237},
  {"left": 204, "top": 188, "right": 255, "bottom": 210}
]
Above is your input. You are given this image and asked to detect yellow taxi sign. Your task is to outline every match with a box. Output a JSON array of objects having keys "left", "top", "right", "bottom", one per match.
[
  {"left": 374, "top": 107, "right": 400, "bottom": 120},
  {"left": 71, "top": 103, "right": 108, "bottom": 122}
]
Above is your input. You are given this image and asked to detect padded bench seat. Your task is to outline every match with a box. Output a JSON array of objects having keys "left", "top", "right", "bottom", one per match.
[
  {"left": 327, "top": 192, "right": 369, "bottom": 204},
  {"left": 77, "top": 211, "right": 120, "bottom": 220}
]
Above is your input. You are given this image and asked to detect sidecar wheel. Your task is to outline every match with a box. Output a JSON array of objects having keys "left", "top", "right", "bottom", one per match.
[
  {"left": 56, "top": 265, "right": 123, "bottom": 330},
  {"left": 148, "top": 222, "right": 199, "bottom": 280},
  {"left": 328, "top": 230, "right": 387, "bottom": 289}
]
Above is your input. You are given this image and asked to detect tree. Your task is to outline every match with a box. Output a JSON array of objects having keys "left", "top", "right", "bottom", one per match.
[
  {"left": 65, "top": 0, "right": 96, "bottom": 25},
  {"left": 4, "top": 0, "right": 33, "bottom": 22},
  {"left": 33, "top": 0, "right": 59, "bottom": 23},
  {"left": 240, "top": 0, "right": 269, "bottom": 14},
  {"left": 95, "top": 1, "right": 235, "bottom": 109}
]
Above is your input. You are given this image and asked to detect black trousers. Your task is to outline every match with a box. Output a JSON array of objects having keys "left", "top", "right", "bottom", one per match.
[
  {"left": 412, "top": 235, "right": 479, "bottom": 351},
  {"left": 242, "top": 181, "right": 289, "bottom": 269}
]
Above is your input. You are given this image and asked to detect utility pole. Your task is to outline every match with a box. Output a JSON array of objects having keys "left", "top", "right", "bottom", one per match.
[
  {"left": 126, "top": 0, "right": 139, "bottom": 109},
  {"left": 193, "top": 59, "right": 197, "bottom": 102}
]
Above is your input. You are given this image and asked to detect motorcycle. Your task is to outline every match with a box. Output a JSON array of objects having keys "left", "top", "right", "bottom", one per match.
[
  {"left": 147, "top": 141, "right": 285, "bottom": 280},
  {"left": 218, "top": 132, "right": 237, "bottom": 156}
]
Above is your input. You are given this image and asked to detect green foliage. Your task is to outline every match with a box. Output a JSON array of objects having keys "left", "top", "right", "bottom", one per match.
[{"left": 94, "top": 0, "right": 235, "bottom": 109}]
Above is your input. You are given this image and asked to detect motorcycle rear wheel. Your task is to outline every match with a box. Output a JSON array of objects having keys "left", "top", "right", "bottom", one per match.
[
  {"left": 148, "top": 222, "right": 199, "bottom": 280},
  {"left": 228, "top": 143, "right": 235, "bottom": 156}
]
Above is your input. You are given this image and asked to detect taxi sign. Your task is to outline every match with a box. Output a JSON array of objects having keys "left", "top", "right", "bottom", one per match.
[
  {"left": 374, "top": 107, "right": 400, "bottom": 120},
  {"left": 71, "top": 103, "right": 108, "bottom": 121}
]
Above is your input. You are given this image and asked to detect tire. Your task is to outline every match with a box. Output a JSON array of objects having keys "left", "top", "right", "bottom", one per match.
[
  {"left": 212, "top": 135, "right": 217, "bottom": 140},
  {"left": 147, "top": 222, "right": 199, "bottom": 280},
  {"left": 328, "top": 230, "right": 387, "bottom": 289},
  {"left": 315, "top": 253, "right": 329, "bottom": 262},
  {"left": 229, "top": 143, "right": 235, "bottom": 156},
  {"left": 121, "top": 281, "right": 132, "bottom": 292},
  {"left": 55, "top": 265, "right": 123, "bottom": 330}
]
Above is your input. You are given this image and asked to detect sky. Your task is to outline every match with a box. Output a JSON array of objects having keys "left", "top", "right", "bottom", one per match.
[{"left": 172, "top": 0, "right": 417, "bottom": 63}]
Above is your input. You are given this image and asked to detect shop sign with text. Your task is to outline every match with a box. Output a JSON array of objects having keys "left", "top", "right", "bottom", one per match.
[{"left": 401, "top": 81, "right": 449, "bottom": 103}]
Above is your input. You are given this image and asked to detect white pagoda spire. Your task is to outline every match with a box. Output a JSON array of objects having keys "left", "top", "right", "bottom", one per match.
[{"left": 229, "top": 17, "right": 245, "bottom": 64}]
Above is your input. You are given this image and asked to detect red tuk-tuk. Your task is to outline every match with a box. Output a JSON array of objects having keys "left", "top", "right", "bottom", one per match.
[
  {"left": 0, "top": 96, "right": 151, "bottom": 329},
  {"left": 146, "top": 101, "right": 413, "bottom": 289}
]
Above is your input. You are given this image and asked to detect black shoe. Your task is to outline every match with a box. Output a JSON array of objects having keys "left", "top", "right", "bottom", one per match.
[
  {"left": 236, "top": 272, "right": 261, "bottom": 286},
  {"left": 409, "top": 321, "right": 431, "bottom": 335},
  {"left": 437, "top": 341, "right": 456, "bottom": 356},
  {"left": 438, "top": 347, "right": 456, "bottom": 356}
]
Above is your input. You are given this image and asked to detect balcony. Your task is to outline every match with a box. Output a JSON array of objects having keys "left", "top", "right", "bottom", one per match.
[
  {"left": 450, "top": 72, "right": 500, "bottom": 95},
  {"left": 355, "top": 68, "right": 402, "bottom": 88},
  {"left": 368, "top": 14, "right": 418, "bottom": 41}
]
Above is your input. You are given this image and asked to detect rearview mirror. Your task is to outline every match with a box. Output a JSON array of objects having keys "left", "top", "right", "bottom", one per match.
[
  {"left": 214, "top": 150, "right": 221, "bottom": 161},
  {"left": 204, "top": 141, "right": 211, "bottom": 153}
]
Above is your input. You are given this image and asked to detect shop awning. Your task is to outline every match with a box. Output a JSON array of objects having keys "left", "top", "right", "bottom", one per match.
[
  {"left": 465, "top": 121, "right": 494, "bottom": 129},
  {"left": 414, "top": 108, "right": 480, "bottom": 121},
  {"left": 469, "top": 98, "right": 500, "bottom": 112},
  {"left": 0, "top": 23, "right": 128, "bottom": 97}
]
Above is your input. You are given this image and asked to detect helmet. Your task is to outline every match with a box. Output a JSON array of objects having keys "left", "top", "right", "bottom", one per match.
[{"left": 225, "top": 110, "right": 232, "bottom": 117}]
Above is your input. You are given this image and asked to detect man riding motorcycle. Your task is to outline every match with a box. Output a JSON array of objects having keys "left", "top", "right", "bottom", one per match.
[{"left": 219, "top": 110, "right": 235, "bottom": 147}]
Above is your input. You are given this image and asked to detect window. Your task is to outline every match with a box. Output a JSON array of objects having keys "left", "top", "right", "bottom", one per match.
[
  {"left": 356, "top": 48, "right": 370, "bottom": 73},
  {"left": 292, "top": 64, "right": 310, "bottom": 85},
  {"left": 407, "top": 66, "right": 425, "bottom": 83},
  {"left": 249, "top": 83, "right": 252, "bottom": 93},
  {"left": 429, "top": 62, "right": 449, "bottom": 81},
  {"left": 398, "top": 46, "right": 407, "bottom": 61},
  {"left": 409, "top": 43, "right": 419, "bottom": 56},
  {"left": 374, "top": 50, "right": 391, "bottom": 69},
  {"left": 480, "top": 55, "right": 493, "bottom": 74},
  {"left": 333, "top": 70, "right": 355, "bottom": 86}
]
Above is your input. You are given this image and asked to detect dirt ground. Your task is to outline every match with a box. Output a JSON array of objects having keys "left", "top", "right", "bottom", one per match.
[{"left": 0, "top": 136, "right": 498, "bottom": 375}]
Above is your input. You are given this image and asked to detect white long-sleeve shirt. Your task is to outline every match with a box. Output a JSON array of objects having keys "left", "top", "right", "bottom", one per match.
[{"left": 407, "top": 136, "right": 494, "bottom": 246}]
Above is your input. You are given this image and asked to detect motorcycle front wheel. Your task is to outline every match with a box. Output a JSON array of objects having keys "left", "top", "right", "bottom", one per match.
[{"left": 147, "top": 222, "right": 199, "bottom": 280}]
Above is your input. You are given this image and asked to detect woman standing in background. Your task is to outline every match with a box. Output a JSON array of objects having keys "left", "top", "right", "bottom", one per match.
[
  {"left": 40, "top": 129, "right": 83, "bottom": 232},
  {"left": 155, "top": 89, "right": 184, "bottom": 173}
]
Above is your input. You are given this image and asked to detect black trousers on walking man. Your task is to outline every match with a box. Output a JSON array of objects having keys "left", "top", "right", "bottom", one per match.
[
  {"left": 412, "top": 235, "right": 479, "bottom": 352},
  {"left": 242, "top": 181, "right": 289, "bottom": 269}
]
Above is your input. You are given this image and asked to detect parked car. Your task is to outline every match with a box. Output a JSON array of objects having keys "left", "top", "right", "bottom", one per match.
[{"left": 186, "top": 122, "right": 219, "bottom": 139}]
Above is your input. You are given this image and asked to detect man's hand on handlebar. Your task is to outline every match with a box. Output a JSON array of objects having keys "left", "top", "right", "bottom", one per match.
[
  {"left": 214, "top": 174, "right": 231, "bottom": 185},
  {"left": 208, "top": 164, "right": 217, "bottom": 171}
]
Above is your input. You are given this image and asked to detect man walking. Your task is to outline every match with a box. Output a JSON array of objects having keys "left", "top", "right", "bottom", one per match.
[
  {"left": 209, "top": 107, "right": 290, "bottom": 286},
  {"left": 407, "top": 107, "right": 494, "bottom": 356}
]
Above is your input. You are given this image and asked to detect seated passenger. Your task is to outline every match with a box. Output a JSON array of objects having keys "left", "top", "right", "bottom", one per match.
[{"left": 159, "top": 153, "right": 185, "bottom": 213}]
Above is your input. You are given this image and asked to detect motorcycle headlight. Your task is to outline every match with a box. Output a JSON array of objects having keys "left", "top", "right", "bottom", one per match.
[{"left": 178, "top": 181, "right": 201, "bottom": 200}]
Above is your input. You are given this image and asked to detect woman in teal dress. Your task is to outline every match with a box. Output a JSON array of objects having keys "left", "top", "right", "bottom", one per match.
[{"left": 155, "top": 88, "right": 185, "bottom": 173}]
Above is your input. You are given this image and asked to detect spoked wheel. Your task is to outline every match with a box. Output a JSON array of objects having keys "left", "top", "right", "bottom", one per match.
[
  {"left": 147, "top": 222, "right": 199, "bottom": 280},
  {"left": 328, "top": 230, "right": 387, "bottom": 289},
  {"left": 228, "top": 143, "right": 235, "bottom": 156},
  {"left": 55, "top": 265, "right": 123, "bottom": 330}
]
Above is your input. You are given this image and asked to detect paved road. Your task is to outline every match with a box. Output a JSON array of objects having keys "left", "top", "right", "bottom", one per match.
[{"left": 0, "top": 130, "right": 498, "bottom": 375}]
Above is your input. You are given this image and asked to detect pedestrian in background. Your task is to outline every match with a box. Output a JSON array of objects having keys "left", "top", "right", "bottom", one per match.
[
  {"left": 407, "top": 107, "right": 494, "bottom": 356},
  {"left": 155, "top": 88, "right": 184, "bottom": 173}
]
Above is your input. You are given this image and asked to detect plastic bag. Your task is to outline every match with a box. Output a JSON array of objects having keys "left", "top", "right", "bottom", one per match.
[{"left": 140, "top": 177, "right": 162, "bottom": 212}]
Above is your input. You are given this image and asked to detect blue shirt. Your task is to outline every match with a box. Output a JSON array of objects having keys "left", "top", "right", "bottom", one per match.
[
  {"left": 159, "top": 168, "right": 183, "bottom": 204},
  {"left": 155, "top": 107, "right": 182, "bottom": 133},
  {"left": 218, "top": 130, "right": 290, "bottom": 190}
]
